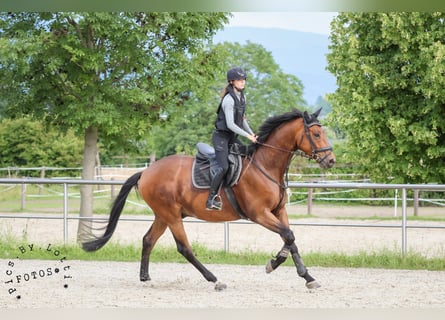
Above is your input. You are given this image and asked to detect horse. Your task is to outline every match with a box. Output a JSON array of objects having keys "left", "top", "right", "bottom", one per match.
[{"left": 81, "top": 108, "right": 336, "bottom": 291}]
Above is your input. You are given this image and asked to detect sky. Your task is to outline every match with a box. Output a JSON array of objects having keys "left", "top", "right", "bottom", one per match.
[{"left": 226, "top": 12, "right": 337, "bottom": 35}]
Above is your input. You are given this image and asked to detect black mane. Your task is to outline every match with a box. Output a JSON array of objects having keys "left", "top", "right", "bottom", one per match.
[{"left": 245, "top": 108, "right": 317, "bottom": 155}]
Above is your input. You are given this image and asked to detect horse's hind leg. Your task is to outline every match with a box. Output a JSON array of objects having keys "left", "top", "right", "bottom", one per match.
[
  {"left": 140, "top": 217, "right": 167, "bottom": 281},
  {"left": 169, "top": 221, "right": 227, "bottom": 291}
]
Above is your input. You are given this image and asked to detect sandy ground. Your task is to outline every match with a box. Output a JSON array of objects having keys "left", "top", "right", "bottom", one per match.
[
  {"left": 1, "top": 204, "right": 445, "bottom": 308},
  {"left": 1, "top": 259, "right": 445, "bottom": 308}
]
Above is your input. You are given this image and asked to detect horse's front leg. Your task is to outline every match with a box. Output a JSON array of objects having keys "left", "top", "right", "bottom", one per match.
[
  {"left": 265, "top": 244, "right": 290, "bottom": 273},
  {"left": 288, "top": 242, "right": 320, "bottom": 289},
  {"left": 265, "top": 223, "right": 321, "bottom": 289},
  {"left": 264, "top": 208, "right": 293, "bottom": 273},
  {"left": 256, "top": 208, "right": 320, "bottom": 289}
]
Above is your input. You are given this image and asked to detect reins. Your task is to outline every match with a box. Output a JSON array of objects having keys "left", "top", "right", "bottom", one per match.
[
  {"left": 255, "top": 123, "right": 333, "bottom": 164},
  {"left": 245, "top": 120, "right": 333, "bottom": 189},
  {"left": 234, "top": 112, "right": 333, "bottom": 217},
  {"left": 247, "top": 154, "right": 289, "bottom": 189},
  {"left": 243, "top": 151, "right": 290, "bottom": 215}
]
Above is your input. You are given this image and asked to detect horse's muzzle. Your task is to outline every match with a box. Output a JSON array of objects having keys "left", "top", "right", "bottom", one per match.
[{"left": 316, "top": 151, "right": 336, "bottom": 169}]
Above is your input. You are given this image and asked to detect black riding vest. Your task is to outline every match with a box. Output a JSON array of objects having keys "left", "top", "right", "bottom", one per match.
[{"left": 214, "top": 90, "right": 246, "bottom": 133}]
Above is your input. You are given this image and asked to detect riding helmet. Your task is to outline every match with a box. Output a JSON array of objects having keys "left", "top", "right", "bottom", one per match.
[{"left": 227, "top": 67, "right": 247, "bottom": 81}]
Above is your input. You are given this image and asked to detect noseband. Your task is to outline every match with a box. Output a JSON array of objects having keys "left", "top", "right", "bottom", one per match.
[{"left": 300, "top": 120, "right": 333, "bottom": 165}]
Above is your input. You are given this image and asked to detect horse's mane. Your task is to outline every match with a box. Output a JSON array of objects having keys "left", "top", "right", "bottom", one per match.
[{"left": 245, "top": 108, "right": 315, "bottom": 155}]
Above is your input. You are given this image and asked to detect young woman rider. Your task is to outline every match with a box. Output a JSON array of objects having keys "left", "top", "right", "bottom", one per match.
[{"left": 206, "top": 67, "right": 257, "bottom": 210}]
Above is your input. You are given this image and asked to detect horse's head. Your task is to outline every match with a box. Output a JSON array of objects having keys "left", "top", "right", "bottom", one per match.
[
  {"left": 250, "top": 108, "right": 336, "bottom": 169},
  {"left": 298, "top": 108, "right": 336, "bottom": 169}
]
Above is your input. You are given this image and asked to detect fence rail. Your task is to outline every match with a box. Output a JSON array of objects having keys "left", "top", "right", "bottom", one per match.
[{"left": 1, "top": 178, "right": 445, "bottom": 254}]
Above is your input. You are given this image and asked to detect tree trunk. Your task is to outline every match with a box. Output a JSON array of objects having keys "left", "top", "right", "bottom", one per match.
[{"left": 77, "top": 126, "right": 99, "bottom": 242}]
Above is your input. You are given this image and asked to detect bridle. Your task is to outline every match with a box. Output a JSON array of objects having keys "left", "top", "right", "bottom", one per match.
[
  {"left": 255, "top": 119, "right": 333, "bottom": 165},
  {"left": 240, "top": 119, "right": 332, "bottom": 214},
  {"left": 301, "top": 120, "right": 333, "bottom": 164},
  {"left": 243, "top": 118, "right": 332, "bottom": 191}
]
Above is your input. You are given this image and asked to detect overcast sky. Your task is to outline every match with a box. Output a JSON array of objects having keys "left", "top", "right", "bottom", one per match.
[{"left": 226, "top": 12, "right": 337, "bottom": 35}]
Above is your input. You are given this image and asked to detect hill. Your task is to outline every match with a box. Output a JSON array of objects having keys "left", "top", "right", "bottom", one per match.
[{"left": 213, "top": 27, "right": 337, "bottom": 105}]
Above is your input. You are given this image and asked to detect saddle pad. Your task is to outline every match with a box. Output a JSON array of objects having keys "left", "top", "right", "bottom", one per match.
[
  {"left": 192, "top": 160, "right": 211, "bottom": 189},
  {"left": 192, "top": 154, "right": 242, "bottom": 189}
]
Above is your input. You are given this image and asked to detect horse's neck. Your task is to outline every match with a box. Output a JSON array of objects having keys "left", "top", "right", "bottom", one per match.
[{"left": 254, "top": 128, "right": 298, "bottom": 179}]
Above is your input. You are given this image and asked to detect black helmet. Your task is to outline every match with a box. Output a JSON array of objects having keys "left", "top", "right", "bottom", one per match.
[{"left": 227, "top": 67, "right": 247, "bottom": 81}]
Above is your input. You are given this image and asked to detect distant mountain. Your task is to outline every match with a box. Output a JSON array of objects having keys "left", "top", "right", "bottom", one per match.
[{"left": 213, "top": 27, "right": 337, "bottom": 105}]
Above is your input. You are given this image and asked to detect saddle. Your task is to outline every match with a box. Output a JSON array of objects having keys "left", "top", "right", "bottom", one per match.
[{"left": 192, "top": 142, "right": 242, "bottom": 189}]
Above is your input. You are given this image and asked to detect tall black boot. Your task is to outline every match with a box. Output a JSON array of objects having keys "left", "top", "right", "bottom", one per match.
[{"left": 206, "top": 167, "right": 225, "bottom": 210}]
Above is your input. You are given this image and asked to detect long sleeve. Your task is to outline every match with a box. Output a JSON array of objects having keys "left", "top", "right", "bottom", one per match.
[
  {"left": 221, "top": 95, "right": 251, "bottom": 138},
  {"left": 242, "top": 118, "right": 254, "bottom": 135}
]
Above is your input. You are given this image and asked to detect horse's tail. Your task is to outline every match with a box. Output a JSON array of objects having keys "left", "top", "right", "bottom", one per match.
[{"left": 81, "top": 171, "right": 143, "bottom": 252}]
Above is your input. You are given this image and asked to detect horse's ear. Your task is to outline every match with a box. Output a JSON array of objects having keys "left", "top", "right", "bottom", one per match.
[
  {"left": 303, "top": 111, "right": 311, "bottom": 124},
  {"left": 312, "top": 107, "right": 322, "bottom": 119}
]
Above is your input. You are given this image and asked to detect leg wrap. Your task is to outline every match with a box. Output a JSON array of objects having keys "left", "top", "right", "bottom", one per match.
[
  {"left": 277, "top": 246, "right": 290, "bottom": 259},
  {"left": 266, "top": 246, "right": 290, "bottom": 273},
  {"left": 292, "top": 253, "right": 307, "bottom": 277},
  {"left": 272, "top": 247, "right": 290, "bottom": 268}
]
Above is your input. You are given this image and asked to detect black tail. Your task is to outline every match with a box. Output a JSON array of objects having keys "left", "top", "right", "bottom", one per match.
[{"left": 81, "top": 171, "right": 143, "bottom": 252}]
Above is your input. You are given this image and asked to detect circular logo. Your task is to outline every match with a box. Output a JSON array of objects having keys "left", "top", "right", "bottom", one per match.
[{"left": 2, "top": 243, "right": 73, "bottom": 301}]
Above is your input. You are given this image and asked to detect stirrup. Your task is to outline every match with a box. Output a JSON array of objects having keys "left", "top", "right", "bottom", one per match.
[{"left": 206, "top": 194, "right": 222, "bottom": 210}]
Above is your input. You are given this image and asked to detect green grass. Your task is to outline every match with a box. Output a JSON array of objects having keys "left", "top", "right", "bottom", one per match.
[
  {"left": 2, "top": 184, "right": 443, "bottom": 221},
  {"left": 1, "top": 234, "right": 444, "bottom": 271},
  {"left": 0, "top": 183, "right": 152, "bottom": 215}
]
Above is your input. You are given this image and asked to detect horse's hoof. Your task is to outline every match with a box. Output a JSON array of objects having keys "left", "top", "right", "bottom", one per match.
[
  {"left": 265, "top": 260, "right": 274, "bottom": 273},
  {"left": 214, "top": 281, "right": 227, "bottom": 291},
  {"left": 306, "top": 280, "right": 321, "bottom": 289},
  {"left": 140, "top": 275, "right": 151, "bottom": 282}
]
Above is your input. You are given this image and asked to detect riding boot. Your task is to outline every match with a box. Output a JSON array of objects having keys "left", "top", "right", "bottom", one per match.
[{"left": 206, "top": 167, "right": 225, "bottom": 210}]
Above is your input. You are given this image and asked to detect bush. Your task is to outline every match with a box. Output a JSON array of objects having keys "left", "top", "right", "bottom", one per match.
[{"left": 0, "top": 118, "right": 83, "bottom": 177}]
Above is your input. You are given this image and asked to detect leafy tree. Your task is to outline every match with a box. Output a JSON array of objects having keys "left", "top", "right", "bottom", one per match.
[
  {"left": 220, "top": 41, "right": 305, "bottom": 129},
  {"left": 147, "top": 41, "right": 306, "bottom": 158},
  {"left": 0, "top": 118, "right": 83, "bottom": 175},
  {"left": 326, "top": 12, "right": 445, "bottom": 183},
  {"left": 0, "top": 12, "right": 229, "bottom": 239}
]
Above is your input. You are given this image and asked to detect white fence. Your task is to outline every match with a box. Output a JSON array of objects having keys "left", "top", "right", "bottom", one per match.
[
  {"left": 1, "top": 178, "right": 445, "bottom": 255},
  {"left": 286, "top": 173, "right": 445, "bottom": 214}
]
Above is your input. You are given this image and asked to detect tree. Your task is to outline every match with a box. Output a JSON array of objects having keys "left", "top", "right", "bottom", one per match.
[
  {"left": 147, "top": 41, "right": 306, "bottom": 158},
  {"left": 326, "top": 12, "right": 445, "bottom": 183},
  {"left": 0, "top": 12, "right": 229, "bottom": 240},
  {"left": 0, "top": 117, "right": 83, "bottom": 174}
]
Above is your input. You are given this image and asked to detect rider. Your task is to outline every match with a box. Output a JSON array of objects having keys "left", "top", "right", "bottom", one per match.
[{"left": 206, "top": 67, "right": 257, "bottom": 210}]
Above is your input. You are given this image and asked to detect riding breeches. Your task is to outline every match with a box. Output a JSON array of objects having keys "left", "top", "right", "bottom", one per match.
[{"left": 212, "top": 129, "right": 241, "bottom": 174}]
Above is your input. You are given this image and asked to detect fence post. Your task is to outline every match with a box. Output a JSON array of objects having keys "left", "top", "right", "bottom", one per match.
[
  {"left": 413, "top": 189, "right": 419, "bottom": 216},
  {"left": 307, "top": 179, "right": 313, "bottom": 215},
  {"left": 111, "top": 177, "right": 115, "bottom": 199},
  {"left": 224, "top": 222, "right": 230, "bottom": 252},
  {"left": 39, "top": 167, "right": 45, "bottom": 195},
  {"left": 21, "top": 181, "right": 26, "bottom": 210},
  {"left": 401, "top": 188, "right": 407, "bottom": 255},
  {"left": 394, "top": 189, "right": 398, "bottom": 217},
  {"left": 63, "top": 183, "right": 68, "bottom": 244}
]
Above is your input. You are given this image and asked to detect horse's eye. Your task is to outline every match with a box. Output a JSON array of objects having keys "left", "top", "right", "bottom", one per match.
[{"left": 313, "top": 132, "right": 320, "bottom": 138}]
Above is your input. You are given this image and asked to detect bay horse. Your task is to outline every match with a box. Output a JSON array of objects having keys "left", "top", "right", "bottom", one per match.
[{"left": 82, "top": 108, "right": 335, "bottom": 291}]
